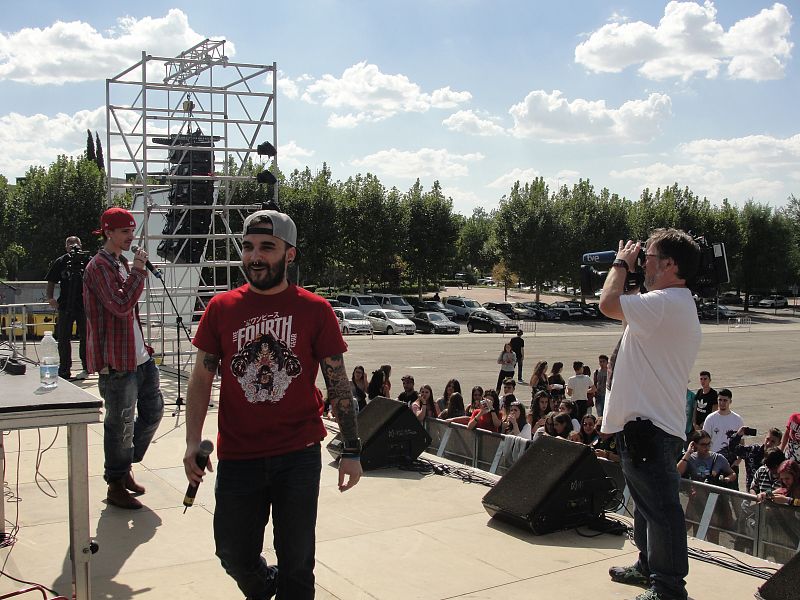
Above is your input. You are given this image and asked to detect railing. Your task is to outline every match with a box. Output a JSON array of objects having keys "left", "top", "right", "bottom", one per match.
[
  {"left": 423, "top": 417, "right": 800, "bottom": 563},
  {"left": 727, "top": 316, "right": 752, "bottom": 331}
]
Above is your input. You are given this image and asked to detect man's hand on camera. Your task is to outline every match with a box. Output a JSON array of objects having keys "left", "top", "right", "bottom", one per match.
[
  {"left": 616, "top": 239, "right": 641, "bottom": 272},
  {"left": 47, "top": 298, "right": 58, "bottom": 309}
]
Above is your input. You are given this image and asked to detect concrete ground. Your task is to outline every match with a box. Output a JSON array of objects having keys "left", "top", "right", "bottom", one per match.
[{"left": 1, "top": 285, "right": 797, "bottom": 599}]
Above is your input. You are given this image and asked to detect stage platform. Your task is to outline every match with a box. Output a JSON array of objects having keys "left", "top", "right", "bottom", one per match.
[{"left": 0, "top": 375, "right": 780, "bottom": 599}]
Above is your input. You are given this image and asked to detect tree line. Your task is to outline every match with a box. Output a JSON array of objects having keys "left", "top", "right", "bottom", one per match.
[{"left": 1, "top": 153, "right": 798, "bottom": 302}]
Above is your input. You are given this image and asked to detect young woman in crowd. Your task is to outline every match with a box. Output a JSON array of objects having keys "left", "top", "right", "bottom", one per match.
[
  {"left": 496, "top": 343, "right": 517, "bottom": 392},
  {"left": 367, "top": 369, "right": 390, "bottom": 401},
  {"left": 548, "top": 362, "right": 566, "bottom": 406},
  {"left": 558, "top": 399, "right": 581, "bottom": 432},
  {"left": 529, "top": 360, "right": 549, "bottom": 399},
  {"left": 411, "top": 384, "right": 439, "bottom": 422},
  {"left": 350, "top": 365, "right": 368, "bottom": 412},
  {"left": 530, "top": 390, "right": 550, "bottom": 431},
  {"left": 436, "top": 379, "right": 462, "bottom": 412},
  {"left": 577, "top": 414, "right": 599, "bottom": 445},
  {"left": 502, "top": 401, "right": 530, "bottom": 439},
  {"left": 500, "top": 393, "right": 516, "bottom": 420},
  {"left": 467, "top": 386, "right": 484, "bottom": 415},
  {"left": 438, "top": 392, "right": 465, "bottom": 420},
  {"left": 592, "top": 418, "right": 620, "bottom": 462},
  {"left": 467, "top": 389, "right": 501, "bottom": 432},
  {"left": 758, "top": 459, "right": 800, "bottom": 506}
]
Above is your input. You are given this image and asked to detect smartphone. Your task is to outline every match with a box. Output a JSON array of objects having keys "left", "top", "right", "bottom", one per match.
[{"left": 744, "top": 427, "right": 757, "bottom": 436}]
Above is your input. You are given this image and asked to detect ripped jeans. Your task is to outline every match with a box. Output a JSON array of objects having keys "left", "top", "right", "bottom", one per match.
[{"left": 99, "top": 358, "right": 164, "bottom": 482}]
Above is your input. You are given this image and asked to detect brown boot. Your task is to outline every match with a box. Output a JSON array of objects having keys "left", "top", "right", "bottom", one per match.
[
  {"left": 125, "top": 470, "right": 145, "bottom": 495},
  {"left": 107, "top": 479, "right": 142, "bottom": 510}
]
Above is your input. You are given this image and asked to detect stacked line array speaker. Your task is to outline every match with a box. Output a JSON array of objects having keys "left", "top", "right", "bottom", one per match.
[
  {"left": 482, "top": 436, "right": 615, "bottom": 535},
  {"left": 757, "top": 550, "right": 800, "bottom": 600},
  {"left": 327, "top": 397, "right": 432, "bottom": 470},
  {"left": 154, "top": 128, "right": 220, "bottom": 263}
]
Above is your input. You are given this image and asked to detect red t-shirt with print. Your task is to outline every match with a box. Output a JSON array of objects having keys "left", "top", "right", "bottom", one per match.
[{"left": 193, "top": 284, "right": 347, "bottom": 460}]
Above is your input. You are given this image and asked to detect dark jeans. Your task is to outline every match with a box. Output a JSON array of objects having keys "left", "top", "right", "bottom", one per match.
[
  {"left": 595, "top": 394, "right": 606, "bottom": 417},
  {"left": 56, "top": 309, "right": 86, "bottom": 378},
  {"left": 496, "top": 370, "right": 514, "bottom": 392},
  {"left": 98, "top": 359, "right": 164, "bottom": 482},
  {"left": 516, "top": 359, "right": 524, "bottom": 381},
  {"left": 574, "top": 399, "right": 589, "bottom": 420},
  {"left": 617, "top": 427, "right": 688, "bottom": 600},
  {"left": 214, "top": 444, "right": 322, "bottom": 600}
]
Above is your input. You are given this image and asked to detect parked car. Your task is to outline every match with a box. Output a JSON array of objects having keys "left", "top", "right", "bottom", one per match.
[
  {"left": 564, "top": 301, "right": 598, "bottom": 319},
  {"left": 482, "top": 301, "right": 518, "bottom": 319},
  {"left": 746, "top": 294, "right": 763, "bottom": 306},
  {"left": 697, "top": 303, "right": 738, "bottom": 320},
  {"left": 510, "top": 302, "right": 540, "bottom": 320},
  {"left": 444, "top": 296, "right": 484, "bottom": 320},
  {"left": 411, "top": 299, "right": 457, "bottom": 319},
  {"left": 325, "top": 298, "right": 347, "bottom": 308},
  {"left": 365, "top": 309, "right": 416, "bottom": 335},
  {"left": 336, "top": 293, "right": 382, "bottom": 313},
  {"left": 758, "top": 295, "right": 788, "bottom": 308},
  {"left": 719, "top": 292, "right": 743, "bottom": 305},
  {"left": 410, "top": 311, "right": 461, "bottom": 334},
  {"left": 372, "top": 293, "right": 414, "bottom": 317},
  {"left": 548, "top": 302, "right": 585, "bottom": 320},
  {"left": 333, "top": 308, "right": 372, "bottom": 335},
  {"left": 466, "top": 310, "right": 520, "bottom": 333},
  {"left": 518, "top": 301, "right": 558, "bottom": 321}
]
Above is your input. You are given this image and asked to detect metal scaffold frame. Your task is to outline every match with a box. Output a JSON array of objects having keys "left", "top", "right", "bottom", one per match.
[{"left": 105, "top": 39, "right": 277, "bottom": 374}]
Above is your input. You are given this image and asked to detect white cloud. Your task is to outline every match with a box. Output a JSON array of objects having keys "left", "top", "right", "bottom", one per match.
[
  {"left": 610, "top": 161, "right": 786, "bottom": 203},
  {"left": 277, "top": 76, "right": 299, "bottom": 100},
  {"left": 487, "top": 168, "right": 541, "bottom": 189},
  {"left": 0, "top": 107, "right": 108, "bottom": 176},
  {"left": 351, "top": 148, "right": 483, "bottom": 179},
  {"left": 447, "top": 186, "right": 495, "bottom": 214},
  {"left": 301, "top": 61, "right": 471, "bottom": 126},
  {"left": 680, "top": 134, "right": 800, "bottom": 169},
  {"left": 575, "top": 1, "right": 793, "bottom": 81},
  {"left": 0, "top": 10, "right": 231, "bottom": 85},
  {"left": 508, "top": 90, "right": 671, "bottom": 142},
  {"left": 277, "top": 140, "right": 315, "bottom": 171},
  {"left": 442, "top": 110, "right": 506, "bottom": 136}
]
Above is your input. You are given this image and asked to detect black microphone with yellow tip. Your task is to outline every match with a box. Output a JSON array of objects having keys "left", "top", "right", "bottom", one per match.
[
  {"left": 130, "top": 245, "right": 162, "bottom": 279},
  {"left": 183, "top": 439, "right": 214, "bottom": 513}
]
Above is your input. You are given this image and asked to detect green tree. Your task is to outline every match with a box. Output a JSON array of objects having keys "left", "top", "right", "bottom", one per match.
[
  {"left": 737, "top": 201, "right": 795, "bottom": 302},
  {"left": 403, "top": 180, "right": 459, "bottom": 296},
  {"left": 457, "top": 207, "right": 498, "bottom": 277},
  {"left": 95, "top": 132, "right": 105, "bottom": 172},
  {"left": 86, "top": 130, "right": 96, "bottom": 163},
  {"left": 495, "top": 177, "right": 563, "bottom": 300},
  {"left": 14, "top": 156, "right": 106, "bottom": 278}
]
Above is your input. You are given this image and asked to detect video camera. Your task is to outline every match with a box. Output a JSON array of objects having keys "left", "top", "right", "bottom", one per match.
[{"left": 579, "top": 235, "right": 730, "bottom": 299}]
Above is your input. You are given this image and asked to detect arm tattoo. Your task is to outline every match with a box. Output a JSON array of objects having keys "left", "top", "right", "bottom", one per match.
[
  {"left": 202, "top": 352, "right": 220, "bottom": 374},
  {"left": 321, "top": 354, "right": 358, "bottom": 440}
]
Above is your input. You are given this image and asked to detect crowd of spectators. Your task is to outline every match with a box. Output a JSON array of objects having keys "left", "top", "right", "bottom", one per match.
[{"left": 330, "top": 360, "right": 800, "bottom": 513}]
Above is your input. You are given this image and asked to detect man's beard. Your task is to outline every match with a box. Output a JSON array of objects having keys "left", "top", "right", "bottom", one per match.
[
  {"left": 644, "top": 265, "right": 663, "bottom": 290},
  {"left": 244, "top": 255, "right": 287, "bottom": 291}
]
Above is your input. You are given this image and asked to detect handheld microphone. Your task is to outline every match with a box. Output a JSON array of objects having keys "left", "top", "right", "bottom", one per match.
[
  {"left": 183, "top": 439, "right": 214, "bottom": 512},
  {"left": 130, "top": 245, "right": 162, "bottom": 279}
]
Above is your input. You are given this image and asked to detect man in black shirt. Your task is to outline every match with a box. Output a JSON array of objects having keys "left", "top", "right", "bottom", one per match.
[
  {"left": 509, "top": 330, "right": 525, "bottom": 383},
  {"left": 398, "top": 374, "right": 418, "bottom": 405},
  {"left": 692, "top": 370, "right": 717, "bottom": 431},
  {"left": 45, "top": 236, "right": 90, "bottom": 380}
]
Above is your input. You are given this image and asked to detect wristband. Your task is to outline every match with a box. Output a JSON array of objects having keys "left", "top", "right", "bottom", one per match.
[
  {"left": 341, "top": 453, "right": 361, "bottom": 461},
  {"left": 611, "top": 259, "right": 629, "bottom": 271},
  {"left": 679, "top": 458, "right": 687, "bottom": 463}
]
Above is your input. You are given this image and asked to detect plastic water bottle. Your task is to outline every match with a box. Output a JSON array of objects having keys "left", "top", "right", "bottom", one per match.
[{"left": 40, "top": 331, "right": 59, "bottom": 388}]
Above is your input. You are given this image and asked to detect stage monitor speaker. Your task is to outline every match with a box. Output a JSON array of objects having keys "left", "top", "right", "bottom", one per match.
[
  {"left": 327, "top": 396, "right": 432, "bottom": 470},
  {"left": 757, "top": 550, "right": 800, "bottom": 600},
  {"left": 482, "top": 435, "right": 615, "bottom": 535}
]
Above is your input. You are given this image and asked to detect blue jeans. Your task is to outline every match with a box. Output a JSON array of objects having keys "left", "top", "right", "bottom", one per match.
[
  {"left": 617, "top": 427, "right": 688, "bottom": 600},
  {"left": 98, "top": 358, "right": 164, "bottom": 482},
  {"left": 214, "top": 444, "right": 322, "bottom": 600},
  {"left": 594, "top": 394, "right": 605, "bottom": 417}
]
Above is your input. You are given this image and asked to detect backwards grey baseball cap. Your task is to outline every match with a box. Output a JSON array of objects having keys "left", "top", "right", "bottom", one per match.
[{"left": 242, "top": 210, "right": 297, "bottom": 247}]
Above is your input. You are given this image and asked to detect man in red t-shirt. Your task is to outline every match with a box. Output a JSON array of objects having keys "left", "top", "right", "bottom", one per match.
[{"left": 183, "top": 209, "right": 361, "bottom": 600}]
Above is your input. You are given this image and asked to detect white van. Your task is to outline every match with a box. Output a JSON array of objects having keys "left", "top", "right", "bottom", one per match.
[{"left": 372, "top": 294, "right": 414, "bottom": 317}]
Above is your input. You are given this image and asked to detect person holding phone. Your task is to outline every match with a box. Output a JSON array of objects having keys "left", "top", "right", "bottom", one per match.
[{"left": 467, "top": 390, "right": 501, "bottom": 432}]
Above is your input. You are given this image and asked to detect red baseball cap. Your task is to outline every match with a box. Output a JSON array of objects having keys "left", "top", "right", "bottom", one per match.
[{"left": 94, "top": 207, "right": 136, "bottom": 235}]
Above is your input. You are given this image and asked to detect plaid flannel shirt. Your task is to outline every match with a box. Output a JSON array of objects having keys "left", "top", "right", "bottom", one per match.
[{"left": 83, "top": 247, "right": 150, "bottom": 373}]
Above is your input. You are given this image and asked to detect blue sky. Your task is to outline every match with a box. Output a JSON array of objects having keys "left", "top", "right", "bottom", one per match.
[{"left": 0, "top": 1, "right": 796, "bottom": 214}]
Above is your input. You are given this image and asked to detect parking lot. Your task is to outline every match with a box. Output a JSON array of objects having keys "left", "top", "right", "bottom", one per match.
[{"left": 332, "top": 286, "right": 800, "bottom": 440}]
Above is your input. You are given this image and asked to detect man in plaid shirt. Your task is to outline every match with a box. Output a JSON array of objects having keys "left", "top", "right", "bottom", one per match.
[{"left": 83, "top": 207, "right": 164, "bottom": 509}]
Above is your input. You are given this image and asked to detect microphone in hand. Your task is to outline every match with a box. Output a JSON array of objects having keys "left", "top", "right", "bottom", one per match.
[
  {"left": 183, "top": 439, "right": 214, "bottom": 512},
  {"left": 131, "top": 245, "right": 162, "bottom": 279}
]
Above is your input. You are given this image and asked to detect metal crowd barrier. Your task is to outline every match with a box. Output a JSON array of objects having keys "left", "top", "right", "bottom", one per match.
[{"left": 423, "top": 417, "right": 799, "bottom": 563}]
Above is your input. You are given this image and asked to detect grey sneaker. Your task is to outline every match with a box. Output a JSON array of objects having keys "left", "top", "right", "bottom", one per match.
[
  {"left": 74, "top": 369, "right": 89, "bottom": 380},
  {"left": 633, "top": 589, "right": 676, "bottom": 600},
  {"left": 609, "top": 564, "right": 649, "bottom": 588}
]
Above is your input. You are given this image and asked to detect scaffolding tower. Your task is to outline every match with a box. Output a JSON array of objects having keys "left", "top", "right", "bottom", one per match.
[{"left": 106, "top": 39, "right": 277, "bottom": 374}]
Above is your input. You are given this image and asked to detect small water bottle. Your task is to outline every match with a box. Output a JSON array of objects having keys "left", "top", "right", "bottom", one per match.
[{"left": 40, "top": 330, "right": 59, "bottom": 388}]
